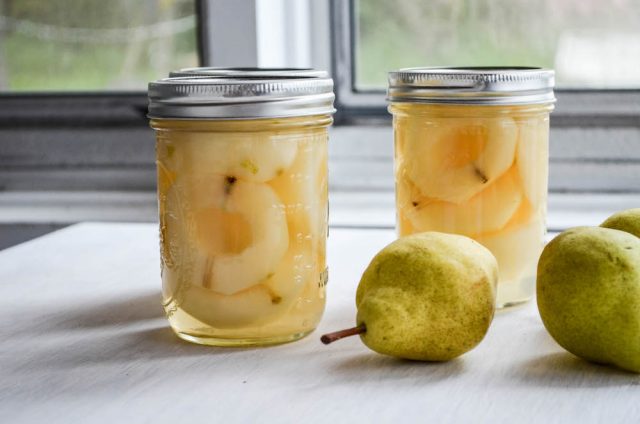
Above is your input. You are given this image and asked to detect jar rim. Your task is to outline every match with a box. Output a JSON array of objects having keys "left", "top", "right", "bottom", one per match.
[{"left": 169, "top": 67, "right": 328, "bottom": 79}]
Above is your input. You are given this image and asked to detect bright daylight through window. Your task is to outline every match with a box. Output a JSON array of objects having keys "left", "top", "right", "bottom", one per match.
[
  {"left": 355, "top": 0, "right": 640, "bottom": 90},
  {"left": 0, "top": 0, "right": 198, "bottom": 91}
]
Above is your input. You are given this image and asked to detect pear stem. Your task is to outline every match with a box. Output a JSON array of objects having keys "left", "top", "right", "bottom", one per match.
[{"left": 320, "top": 324, "right": 366, "bottom": 344}]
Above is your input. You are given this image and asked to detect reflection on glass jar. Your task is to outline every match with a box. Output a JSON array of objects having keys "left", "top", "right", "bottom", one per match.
[
  {"left": 388, "top": 68, "right": 555, "bottom": 308},
  {"left": 148, "top": 74, "right": 334, "bottom": 346}
]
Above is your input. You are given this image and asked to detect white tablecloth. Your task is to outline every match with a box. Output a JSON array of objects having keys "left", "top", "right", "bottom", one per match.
[{"left": 0, "top": 223, "right": 638, "bottom": 423}]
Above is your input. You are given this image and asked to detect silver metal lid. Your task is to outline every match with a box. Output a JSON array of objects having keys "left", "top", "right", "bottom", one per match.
[
  {"left": 169, "top": 67, "right": 328, "bottom": 79},
  {"left": 148, "top": 76, "right": 335, "bottom": 120},
  {"left": 388, "top": 67, "right": 555, "bottom": 105}
]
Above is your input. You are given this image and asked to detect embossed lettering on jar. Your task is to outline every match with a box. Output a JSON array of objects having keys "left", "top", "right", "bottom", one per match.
[
  {"left": 388, "top": 67, "right": 555, "bottom": 308},
  {"left": 148, "top": 72, "right": 335, "bottom": 346}
]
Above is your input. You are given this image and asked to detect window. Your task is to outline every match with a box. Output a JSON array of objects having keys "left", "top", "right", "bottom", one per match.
[
  {"left": 1, "top": 0, "right": 639, "bottom": 246},
  {"left": 0, "top": 0, "right": 203, "bottom": 247},
  {"left": 0, "top": 0, "right": 198, "bottom": 91},
  {"left": 0, "top": 0, "right": 202, "bottom": 196},
  {"left": 331, "top": 0, "right": 640, "bottom": 123},
  {"left": 354, "top": 0, "right": 640, "bottom": 90}
]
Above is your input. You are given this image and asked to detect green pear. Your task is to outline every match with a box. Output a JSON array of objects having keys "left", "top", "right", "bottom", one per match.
[
  {"left": 322, "top": 232, "right": 498, "bottom": 361},
  {"left": 537, "top": 226, "right": 640, "bottom": 373},
  {"left": 601, "top": 208, "right": 640, "bottom": 238}
]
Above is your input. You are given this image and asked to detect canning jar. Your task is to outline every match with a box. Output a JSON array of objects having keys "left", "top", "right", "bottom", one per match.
[
  {"left": 148, "top": 74, "right": 335, "bottom": 346},
  {"left": 388, "top": 67, "right": 555, "bottom": 308}
]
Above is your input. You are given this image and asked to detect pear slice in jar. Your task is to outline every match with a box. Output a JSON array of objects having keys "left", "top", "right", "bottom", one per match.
[
  {"left": 157, "top": 155, "right": 178, "bottom": 278},
  {"left": 288, "top": 254, "right": 327, "bottom": 325},
  {"left": 177, "top": 131, "right": 298, "bottom": 183},
  {"left": 398, "top": 166, "right": 523, "bottom": 237},
  {"left": 315, "top": 137, "right": 329, "bottom": 247},
  {"left": 270, "top": 134, "right": 326, "bottom": 244},
  {"left": 401, "top": 116, "right": 518, "bottom": 204},
  {"left": 395, "top": 172, "right": 418, "bottom": 236},
  {"left": 187, "top": 175, "right": 289, "bottom": 295},
  {"left": 516, "top": 118, "right": 549, "bottom": 210},
  {"left": 161, "top": 177, "right": 312, "bottom": 328},
  {"left": 174, "top": 245, "right": 315, "bottom": 329},
  {"left": 476, "top": 203, "right": 544, "bottom": 285},
  {"left": 397, "top": 210, "right": 418, "bottom": 236},
  {"left": 157, "top": 138, "right": 177, "bottom": 181}
]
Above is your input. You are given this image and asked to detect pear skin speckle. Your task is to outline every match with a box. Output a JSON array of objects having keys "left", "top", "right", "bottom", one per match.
[
  {"left": 355, "top": 232, "right": 498, "bottom": 361},
  {"left": 537, "top": 226, "right": 640, "bottom": 373}
]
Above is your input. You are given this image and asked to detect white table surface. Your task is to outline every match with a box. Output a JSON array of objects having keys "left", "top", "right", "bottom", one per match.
[{"left": 1, "top": 222, "right": 639, "bottom": 423}]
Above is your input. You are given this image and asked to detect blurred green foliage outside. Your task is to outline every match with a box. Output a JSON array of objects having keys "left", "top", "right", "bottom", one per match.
[
  {"left": 356, "top": 0, "right": 640, "bottom": 89},
  {"left": 0, "top": 0, "right": 197, "bottom": 91}
]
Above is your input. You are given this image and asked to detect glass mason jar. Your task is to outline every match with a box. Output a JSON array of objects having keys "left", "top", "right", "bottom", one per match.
[
  {"left": 148, "top": 73, "right": 335, "bottom": 346},
  {"left": 388, "top": 67, "right": 555, "bottom": 308}
]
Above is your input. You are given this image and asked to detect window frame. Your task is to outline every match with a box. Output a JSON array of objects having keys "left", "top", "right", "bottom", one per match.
[{"left": 330, "top": 0, "right": 640, "bottom": 127}]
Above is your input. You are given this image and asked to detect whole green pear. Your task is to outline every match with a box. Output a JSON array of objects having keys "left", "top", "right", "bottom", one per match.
[
  {"left": 322, "top": 232, "right": 498, "bottom": 361},
  {"left": 537, "top": 226, "right": 640, "bottom": 373},
  {"left": 601, "top": 208, "right": 640, "bottom": 238}
]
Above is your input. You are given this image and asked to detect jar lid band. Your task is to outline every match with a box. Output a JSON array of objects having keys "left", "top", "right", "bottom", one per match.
[
  {"left": 388, "top": 67, "right": 555, "bottom": 105},
  {"left": 148, "top": 71, "right": 335, "bottom": 120}
]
